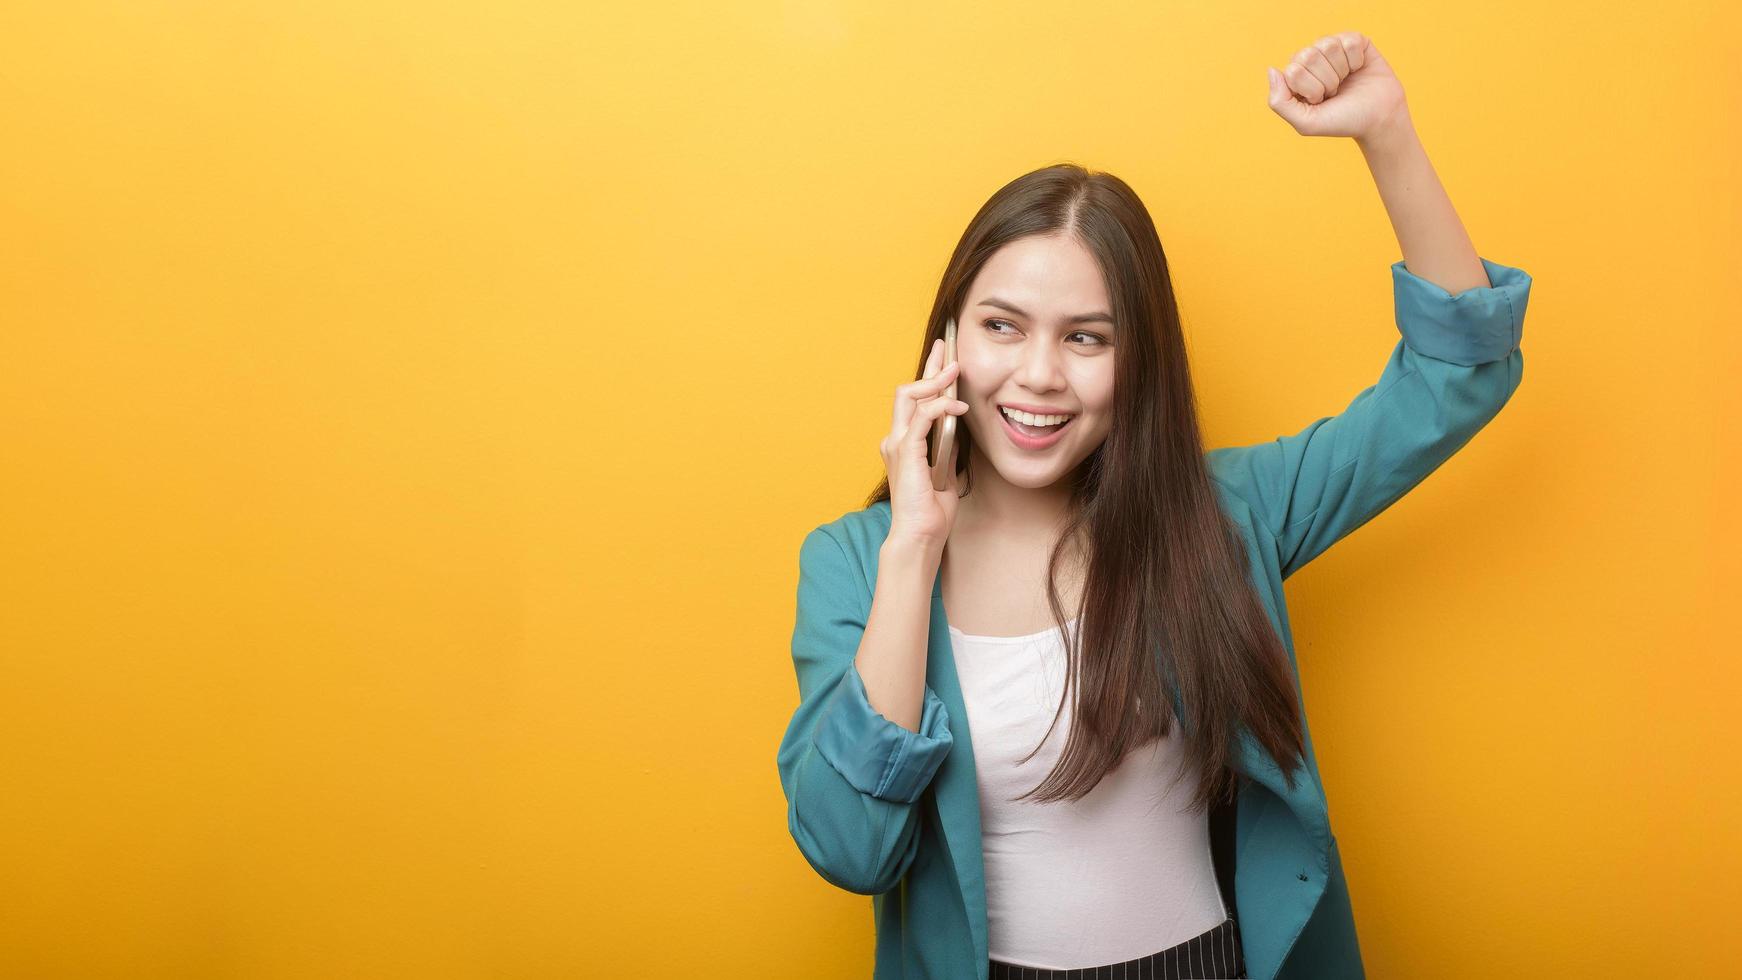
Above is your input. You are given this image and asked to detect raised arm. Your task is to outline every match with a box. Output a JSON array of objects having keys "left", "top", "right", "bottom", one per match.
[
  {"left": 1208, "top": 34, "right": 1533, "bottom": 579},
  {"left": 1206, "top": 259, "right": 1529, "bottom": 579},
  {"left": 1266, "top": 31, "right": 1493, "bottom": 292}
]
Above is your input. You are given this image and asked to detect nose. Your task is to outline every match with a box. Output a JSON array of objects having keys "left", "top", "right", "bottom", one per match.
[{"left": 1012, "top": 338, "right": 1068, "bottom": 393}]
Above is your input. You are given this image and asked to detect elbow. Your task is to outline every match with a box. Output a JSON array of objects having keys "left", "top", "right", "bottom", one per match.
[
  {"left": 1465, "top": 345, "right": 1524, "bottom": 429},
  {"left": 787, "top": 804, "right": 905, "bottom": 896},
  {"left": 1488, "top": 345, "right": 1524, "bottom": 421},
  {"left": 775, "top": 671, "right": 949, "bottom": 896}
]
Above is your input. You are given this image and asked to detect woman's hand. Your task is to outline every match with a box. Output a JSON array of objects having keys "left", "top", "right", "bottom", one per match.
[
  {"left": 1267, "top": 32, "right": 1408, "bottom": 141},
  {"left": 881, "top": 336, "right": 969, "bottom": 552}
]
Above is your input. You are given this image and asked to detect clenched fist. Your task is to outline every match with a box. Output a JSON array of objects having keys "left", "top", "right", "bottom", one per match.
[{"left": 1267, "top": 32, "right": 1408, "bottom": 140}]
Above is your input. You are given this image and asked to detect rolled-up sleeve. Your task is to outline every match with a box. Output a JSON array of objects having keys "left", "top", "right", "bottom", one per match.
[
  {"left": 1207, "top": 257, "right": 1532, "bottom": 580},
  {"left": 1390, "top": 257, "right": 1530, "bottom": 366},
  {"left": 813, "top": 657, "right": 953, "bottom": 803},
  {"left": 776, "top": 525, "right": 954, "bottom": 894}
]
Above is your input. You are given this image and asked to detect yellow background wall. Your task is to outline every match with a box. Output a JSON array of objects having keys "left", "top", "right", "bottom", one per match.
[{"left": 3, "top": 1, "right": 1736, "bottom": 976}]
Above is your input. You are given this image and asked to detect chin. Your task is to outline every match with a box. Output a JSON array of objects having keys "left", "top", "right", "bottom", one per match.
[{"left": 989, "top": 455, "right": 1080, "bottom": 487}]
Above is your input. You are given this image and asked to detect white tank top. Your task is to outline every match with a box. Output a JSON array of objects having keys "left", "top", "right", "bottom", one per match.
[{"left": 947, "top": 616, "right": 1229, "bottom": 969}]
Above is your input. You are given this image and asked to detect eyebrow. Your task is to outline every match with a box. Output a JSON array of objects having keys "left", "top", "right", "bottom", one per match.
[{"left": 975, "top": 297, "right": 1115, "bottom": 327}]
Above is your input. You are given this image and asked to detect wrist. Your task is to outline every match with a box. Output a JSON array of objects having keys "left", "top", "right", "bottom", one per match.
[
  {"left": 882, "top": 533, "right": 944, "bottom": 569},
  {"left": 1355, "top": 105, "right": 1418, "bottom": 157}
]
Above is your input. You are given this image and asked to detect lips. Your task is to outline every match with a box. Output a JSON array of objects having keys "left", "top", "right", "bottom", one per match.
[{"left": 997, "top": 408, "right": 1073, "bottom": 450}]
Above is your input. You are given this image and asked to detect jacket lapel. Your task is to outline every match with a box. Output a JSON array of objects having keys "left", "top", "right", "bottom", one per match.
[{"left": 925, "top": 570, "right": 991, "bottom": 968}]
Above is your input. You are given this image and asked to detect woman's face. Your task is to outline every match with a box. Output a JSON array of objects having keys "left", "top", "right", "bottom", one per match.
[{"left": 954, "top": 233, "right": 1117, "bottom": 489}]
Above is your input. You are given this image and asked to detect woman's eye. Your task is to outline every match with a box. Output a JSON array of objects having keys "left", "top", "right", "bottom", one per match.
[{"left": 983, "top": 319, "right": 1109, "bottom": 347}]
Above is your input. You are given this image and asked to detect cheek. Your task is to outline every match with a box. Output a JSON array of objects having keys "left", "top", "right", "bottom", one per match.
[
  {"left": 1065, "top": 366, "right": 1114, "bottom": 409},
  {"left": 954, "top": 352, "right": 999, "bottom": 397},
  {"left": 1080, "top": 384, "right": 1116, "bottom": 430},
  {"left": 1087, "top": 366, "right": 1116, "bottom": 409}
]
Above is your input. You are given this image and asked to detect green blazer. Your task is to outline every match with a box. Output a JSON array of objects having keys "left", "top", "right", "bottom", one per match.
[{"left": 778, "top": 257, "right": 1532, "bottom": 979}]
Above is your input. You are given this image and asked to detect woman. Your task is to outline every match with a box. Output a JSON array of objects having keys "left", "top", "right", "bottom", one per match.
[{"left": 776, "top": 32, "right": 1531, "bottom": 980}]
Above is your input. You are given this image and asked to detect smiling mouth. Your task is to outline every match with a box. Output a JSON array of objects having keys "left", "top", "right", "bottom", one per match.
[
  {"left": 1006, "top": 415, "right": 1072, "bottom": 437},
  {"left": 997, "top": 406, "right": 1075, "bottom": 446},
  {"left": 999, "top": 405, "right": 1075, "bottom": 437}
]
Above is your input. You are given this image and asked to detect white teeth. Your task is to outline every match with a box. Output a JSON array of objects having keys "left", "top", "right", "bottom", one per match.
[{"left": 1001, "top": 406, "right": 1073, "bottom": 427}]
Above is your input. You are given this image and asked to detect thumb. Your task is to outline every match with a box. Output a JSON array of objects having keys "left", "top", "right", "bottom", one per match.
[{"left": 1266, "top": 66, "right": 1307, "bottom": 127}]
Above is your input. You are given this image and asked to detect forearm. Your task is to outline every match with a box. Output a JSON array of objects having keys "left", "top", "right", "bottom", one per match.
[
  {"left": 1357, "top": 112, "right": 1492, "bottom": 295},
  {"left": 853, "top": 537, "right": 941, "bottom": 733}
]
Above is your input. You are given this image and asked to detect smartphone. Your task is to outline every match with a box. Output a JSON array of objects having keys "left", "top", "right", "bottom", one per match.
[{"left": 927, "top": 318, "right": 959, "bottom": 491}]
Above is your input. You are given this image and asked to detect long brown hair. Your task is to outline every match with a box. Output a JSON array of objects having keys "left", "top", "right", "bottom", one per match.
[{"left": 866, "top": 162, "right": 1306, "bottom": 814}]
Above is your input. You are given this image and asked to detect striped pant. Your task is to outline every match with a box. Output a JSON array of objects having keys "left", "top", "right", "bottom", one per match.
[{"left": 987, "top": 914, "right": 1247, "bottom": 979}]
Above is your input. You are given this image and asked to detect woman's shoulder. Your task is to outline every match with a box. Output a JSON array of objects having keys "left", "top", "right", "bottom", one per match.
[
  {"left": 807, "top": 499, "right": 894, "bottom": 559},
  {"left": 797, "top": 497, "right": 891, "bottom": 560},
  {"left": 1201, "top": 448, "right": 1268, "bottom": 537},
  {"left": 795, "top": 501, "right": 897, "bottom": 605}
]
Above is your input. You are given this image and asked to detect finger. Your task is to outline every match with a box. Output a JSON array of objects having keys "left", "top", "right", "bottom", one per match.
[
  {"left": 892, "top": 340, "right": 950, "bottom": 434},
  {"left": 899, "top": 361, "right": 958, "bottom": 416},
  {"left": 1292, "top": 48, "right": 1336, "bottom": 101},
  {"left": 1267, "top": 66, "right": 1309, "bottom": 126},
  {"left": 903, "top": 394, "right": 968, "bottom": 456},
  {"left": 1282, "top": 63, "right": 1323, "bottom": 106},
  {"left": 891, "top": 362, "right": 960, "bottom": 447},
  {"left": 1314, "top": 36, "right": 1350, "bottom": 79},
  {"left": 917, "top": 392, "right": 969, "bottom": 430},
  {"left": 906, "top": 362, "right": 959, "bottom": 403},
  {"left": 1337, "top": 33, "right": 1368, "bottom": 72}
]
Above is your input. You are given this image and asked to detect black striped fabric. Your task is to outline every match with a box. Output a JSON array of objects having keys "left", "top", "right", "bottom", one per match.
[{"left": 987, "top": 914, "right": 1246, "bottom": 979}]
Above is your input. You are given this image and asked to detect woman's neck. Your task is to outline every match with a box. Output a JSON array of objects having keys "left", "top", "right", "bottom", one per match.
[{"left": 956, "top": 456, "right": 1075, "bottom": 539}]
